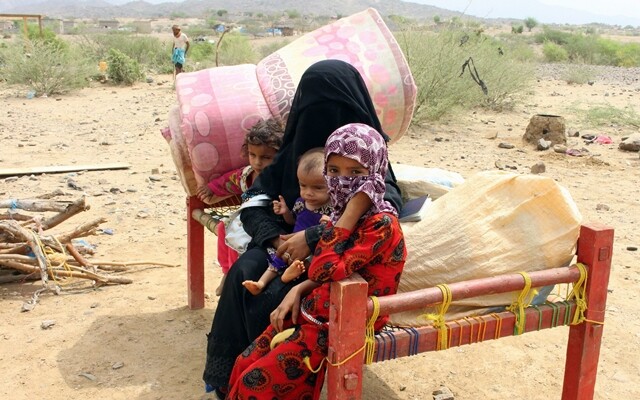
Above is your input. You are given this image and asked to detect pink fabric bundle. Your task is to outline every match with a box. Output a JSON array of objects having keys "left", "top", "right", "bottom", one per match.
[{"left": 166, "top": 8, "right": 417, "bottom": 194}]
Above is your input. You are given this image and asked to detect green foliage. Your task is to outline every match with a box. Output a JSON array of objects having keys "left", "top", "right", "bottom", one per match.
[
  {"left": 257, "top": 39, "right": 290, "bottom": 59},
  {"left": 395, "top": 28, "right": 534, "bottom": 123},
  {"left": 170, "top": 11, "right": 187, "bottom": 19},
  {"left": 433, "top": 15, "right": 441, "bottom": 24},
  {"left": 286, "top": 9, "right": 300, "bottom": 19},
  {"left": 217, "top": 10, "right": 228, "bottom": 17},
  {"left": 534, "top": 27, "right": 572, "bottom": 45},
  {"left": 511, "top": 25, "right": 524, "bottom": 34},
  {"left": 572, "top": 103, "right": 640, "bottom": 128},
  {"left": 524, "top": 17, "right": 538, "bottom": 32},
  {"left": 217, "top": 33, "right": 257, "bottom": 65},
  {"left": 561, "top": 64, "right": 595, "bottom": 84},
  {"left": 535, "top": 27, "right": 640, "bottom": 66},
  {"left": 15, "top": 23, "right": 67, "bottom": 49},
  {"left": 1, "top": 39, "right": 93, "bottom": 95},
  {"left": 78, "top": 33, "right": 168, "bottom": 73},
  {"left": 106, "top": 48, "right": 143, "bottom": 85},
  {"left": 542, "top": 41, "right": 568, "bottom": 62},
  {"left": 190, "top": 41, "right": 215, "bottom": 59}
]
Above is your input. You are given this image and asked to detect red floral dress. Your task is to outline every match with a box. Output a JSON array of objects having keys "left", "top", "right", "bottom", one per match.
[{"left": 227, "top": 212, "right": 406, "bottom": 399}]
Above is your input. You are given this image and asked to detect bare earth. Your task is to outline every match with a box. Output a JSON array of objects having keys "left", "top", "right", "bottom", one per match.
[{"left": 1, "top": 66, "right": 639, "bottom": 400}]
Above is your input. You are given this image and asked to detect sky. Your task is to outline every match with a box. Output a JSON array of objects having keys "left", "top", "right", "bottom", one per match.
[{"left": 409, "top": 0, "right": 640, "bottom": 26}]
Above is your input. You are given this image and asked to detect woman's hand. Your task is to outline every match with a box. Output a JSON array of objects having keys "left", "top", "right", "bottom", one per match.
[
  {"left": 335, "top": 192, "right": 372, "bottom": 230},
  {"left": 275, "top": 231, "right": 310, "bottom": 262}
]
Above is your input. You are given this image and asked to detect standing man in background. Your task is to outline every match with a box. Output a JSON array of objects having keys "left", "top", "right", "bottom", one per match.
[{"left": 171, "top": 25, "right": 190, "bottom": 75}]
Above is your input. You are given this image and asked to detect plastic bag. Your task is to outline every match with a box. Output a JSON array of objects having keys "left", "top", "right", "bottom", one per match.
[{"left": 390, "top": 171, "right": 582, "bottom": 326}]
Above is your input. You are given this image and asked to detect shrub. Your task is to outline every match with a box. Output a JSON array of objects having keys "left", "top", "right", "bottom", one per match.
[
  {"left": 542, "top": 41, "right": 568, "bottom": 62},
  {"left": 216, "top": 33, "right": 257, "bottom": 65},
  {"left": 574, "top": 104, "right": 640, "bottom": 128},
  {"left": 78, "top": 33, "right": 168, "bottom": 73},
  {"left": 561, "top": 64, "right": 595, "bottom": 84},
  {"left": 396, "top": 28, "right": 534, "bottom": 123},
  {"left": 257, "top": 39, "right": 290, "bottom": 59},
  {"left": 534, "top": 27, "right": 572, "bottom": 45},
  {"left": 106, "top": 48, "right": 143, "bottom": 85},
  {"left": 1, "top": 39, "right": 93, "bottom": 95}
]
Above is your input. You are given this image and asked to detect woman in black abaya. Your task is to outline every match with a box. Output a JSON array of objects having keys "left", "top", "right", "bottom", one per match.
[{"left": 203, "top": 59, "right": 403, "bottom": 395}]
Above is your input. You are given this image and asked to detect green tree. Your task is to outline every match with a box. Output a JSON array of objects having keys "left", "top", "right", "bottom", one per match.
[
  {"left": 217, "top": 9, "right": 228, "bottom": 17},
  {"left": 433, "top": 15, "right": 441, "bottom": 24},
  {"left": 524, "top": 17, "right": 538, "bottom": 32},
  {"left": 286, "top": 9, "right": 300, "bottom": 19}
]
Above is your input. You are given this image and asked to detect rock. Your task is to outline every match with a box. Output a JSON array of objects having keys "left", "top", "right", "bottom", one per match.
[
  {"left": 530, "top": 161, "right": 546, "bottom": 174},
  {"left": 41, "top": 320, "right": 56, "bottom": 329},
  {"left": 149, "top": 175, "right": 162, "bottom": 182},
  {"left": 626, "top": 246, "right": 637, "bottom": 251},
  {"left": 146, "top": 76, "right": 154, "bottom": 83},
  {"left": 79, "top": 372, "right": 97, "bottom": 381},
  {"left": 4, "top": 176, "right": 18, "bottom": 183},
  {"left": 553, "top": 144, "right": 568, "bottom": 153},
  {"left": 151, "top": 168, "right": 160, "bottom": 174},
  {"left": 618, "top": 133, "right": 640, "bottom": 152},
  {"left": 498, "top": 142, "right": 514, "bottom": 149},
  {"left": 112, "top": 361, "right": 124, "bottom": 370},
  {"left": 596, "top": 203, "right": 610, "bottom": 211},
  {"left": 537, "top": 138, "right": 552, "bottom": 150},
  {"left": 495, "top": 160, "right": 505, "bottom": 170},
  {"left": 523, "top": 114, "right": 567, "bottom": 146}
]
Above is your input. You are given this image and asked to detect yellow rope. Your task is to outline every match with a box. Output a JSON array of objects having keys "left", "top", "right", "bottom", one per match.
[
  {"left": 303, "top": 295, "right": 381, "bottom": 373},
  {"left": 506, "top": 272, "right": 536, "bottom": 335},
  {"left": 421, "top": 284, "right": 452, "bottom": 350},
  {"left": 365, "top": 296, "right": 380, "bottom": 365},
  {"left": 567, "top": 263, "right": 604, "bottom": 325},
  {"left": 490, "top": 313, "right": 503, "bottom": 340}
]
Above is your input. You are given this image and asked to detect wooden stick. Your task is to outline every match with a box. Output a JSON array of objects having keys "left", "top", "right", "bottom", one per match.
[
  {"left": 0, "top": 198, "right": 73, "bottom": 212},
  {"left": 84, "top": 260, "right": 180, "bottom": 268},
  {"left": 65, "top": 242, "right": 96, "bottom": 272},
  {"left": 0, "top": 212, "right": 32, "bottom": 221},
  {"left": 0, "top": 162, "right": 130, "bottom": 178},
  {"left": 1, "top": 260, "right": 132, "bottom": 284},
  {"left": 55, "top": 217, "right": 107, "bottom": 244},
  {"left": 34, "top": 197, "right": 89, "bottom": 231}
]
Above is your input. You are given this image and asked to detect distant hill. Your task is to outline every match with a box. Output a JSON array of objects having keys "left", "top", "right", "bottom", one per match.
[{"left": 0, "top": 0, "right": 463, "bottom": 21}]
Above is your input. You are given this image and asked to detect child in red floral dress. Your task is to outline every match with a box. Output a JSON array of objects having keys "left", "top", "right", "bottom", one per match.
[{"left": 226, "top": 122, "right": 407, "bottom": 399}]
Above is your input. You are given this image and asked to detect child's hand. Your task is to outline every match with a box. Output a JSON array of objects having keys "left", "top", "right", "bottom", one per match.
[
  {"left": 272, "top": 195, "right": 290, "bottom": 216},
  {"left": 319, "top": 215, "right": 331, "bottom": 224}
]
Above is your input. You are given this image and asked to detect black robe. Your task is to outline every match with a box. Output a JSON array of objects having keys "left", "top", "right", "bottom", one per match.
[{"left": 203, "top": 59, "right": 403, "bottom": 389}]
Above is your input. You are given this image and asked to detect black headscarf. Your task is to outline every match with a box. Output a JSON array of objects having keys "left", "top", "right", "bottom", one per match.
[{"left": 242, "top": 59, "right": 402, "bottom": 248}]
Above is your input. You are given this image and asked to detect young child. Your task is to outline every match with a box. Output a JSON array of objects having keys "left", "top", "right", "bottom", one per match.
[
  {"left": 242, "top": 148, "right": 332, "bottom": 295},
  {"left": 195, "top": 118, "right": 284, "bottom": 295},
  {"left": 227, "top": 122, "right": 407, "bottom": 399}
]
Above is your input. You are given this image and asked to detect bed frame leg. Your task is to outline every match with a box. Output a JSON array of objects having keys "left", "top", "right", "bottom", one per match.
[
  {"left": 328, "top": 274, "right": 368, "bottom": 400},
  {"left": 187, "top": 195, "right": 205, "bottom": 309},
  {"left": 562, "top": 223, "right": 614, "bottom": 400}
]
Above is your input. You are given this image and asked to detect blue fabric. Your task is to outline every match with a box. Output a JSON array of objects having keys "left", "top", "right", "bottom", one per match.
[{"left": 172, "top": 48, "right": 185, "bottom": 65}]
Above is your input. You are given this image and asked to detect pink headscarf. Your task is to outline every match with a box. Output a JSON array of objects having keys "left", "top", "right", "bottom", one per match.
[{"left": 324, "top": 123, "right": 398, "bottom": 224}]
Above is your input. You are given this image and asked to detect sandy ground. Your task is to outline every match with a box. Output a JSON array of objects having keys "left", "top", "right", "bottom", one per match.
[{"left": 1, "top": 64, "right": 639, "bottom": 400}]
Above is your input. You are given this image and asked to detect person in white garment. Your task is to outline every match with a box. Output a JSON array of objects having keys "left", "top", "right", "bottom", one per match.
[{"left": 171, "top": 25, "right": 190, "bottom": 75}]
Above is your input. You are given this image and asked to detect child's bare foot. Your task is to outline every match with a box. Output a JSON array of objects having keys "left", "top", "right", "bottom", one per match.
[
  {"left": 242, "top": 280, "right": 265, "bottom": 295},
  {"left": 281, "top": 260, "right": 305, "bottom": 283}
]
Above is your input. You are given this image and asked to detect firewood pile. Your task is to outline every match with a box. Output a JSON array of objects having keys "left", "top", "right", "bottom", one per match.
[{"left": 0, "top": 191, "right": 178, "bottom": 311}]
